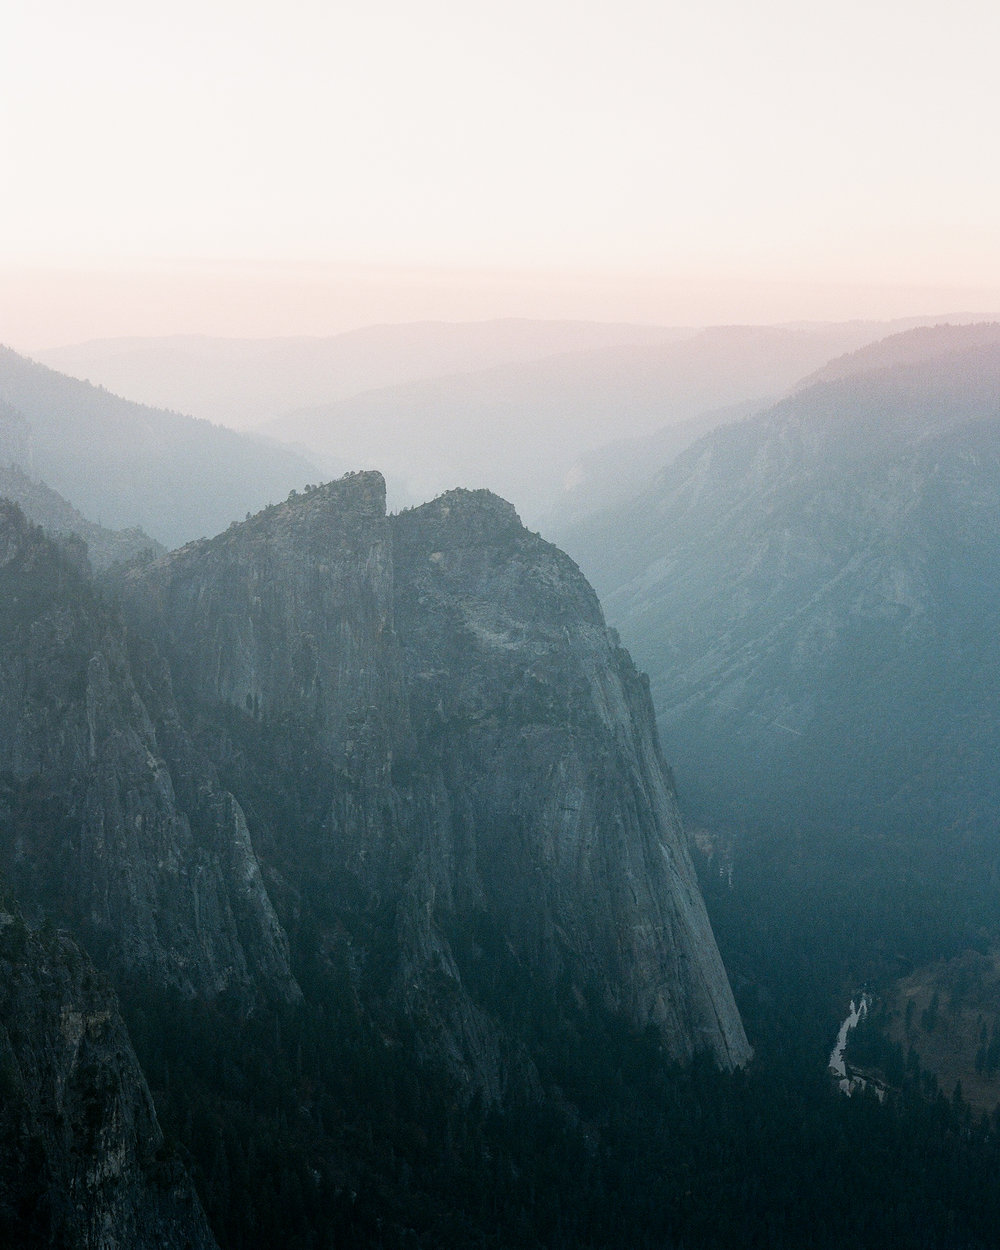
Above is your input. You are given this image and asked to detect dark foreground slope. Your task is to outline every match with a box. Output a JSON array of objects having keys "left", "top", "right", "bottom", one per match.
[{"left": 0, "top": 906, "right": 216, "bottom": 1249}]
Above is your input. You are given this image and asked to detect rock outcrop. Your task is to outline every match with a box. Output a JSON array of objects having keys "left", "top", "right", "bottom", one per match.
[{"left": 394, "top": 489, "right": 750, "bottom": 1065}]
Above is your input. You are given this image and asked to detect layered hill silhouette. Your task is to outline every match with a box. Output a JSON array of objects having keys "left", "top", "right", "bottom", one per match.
[
  {"left": 36, "top": 319, "right": 927, "bottom": 524},
  {"left": 262, "top": 322, "right": 907, "bottom": 518},
  {"left": 0, "top": 463, "right": 162, "bottom": 569},
  {"left": 0, "top": 346, "right": 317, "bottom": 549},
  {"left": 38, "top": 319, "right": 690, "bottom": 430}
]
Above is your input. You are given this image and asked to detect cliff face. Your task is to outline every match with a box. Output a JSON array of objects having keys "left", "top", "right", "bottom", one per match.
[
  {"left": 393, "top": 490, "right": 750, "bottom": 1064},
  {"left": 0, "top": 909, "right": 216, "bottom": 1249},
  {"left": 130, "top": 473, "right": 404, "bottom": 765},
  {"left": 128, "top": 475, "right": 749, "bottom": 1073},
  {"left": 0, "top": 502, "right": 297, "bottom": 1005}
]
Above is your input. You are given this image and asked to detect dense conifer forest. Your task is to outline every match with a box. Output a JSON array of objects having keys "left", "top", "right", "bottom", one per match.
[{"left": 111, "top": 804, "right": 1000, "bottom": 1250}]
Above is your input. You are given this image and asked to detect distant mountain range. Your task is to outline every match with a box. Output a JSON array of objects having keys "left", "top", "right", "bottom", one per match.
[
  {"left": 561, "top": 323, "right": 1000, "bottom": 869},
  {"left": 261, "top": 322, "right": 925, "bottom": 520},
  {"left": 36, "top": 317, "right": 956, "bottom": 524},
  {"left": 37, "top": 319, "right": 691, "bottom": 430}
]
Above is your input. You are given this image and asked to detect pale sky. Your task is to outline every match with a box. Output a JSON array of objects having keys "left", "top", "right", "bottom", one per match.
[{"left": 3, "top": 0, "right": 1000, "bottom": 345}]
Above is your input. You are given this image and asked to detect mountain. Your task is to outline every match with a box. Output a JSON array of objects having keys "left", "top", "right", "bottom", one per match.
[
  {"left": 539, "top": 402, "right": 755, "bottom": 538},
  {"left": 0, "top": 501, "right": 298, "bottom": 1004},
  {"left": 38, "top": 319, "right": 692, "bottom": 431},
  {"left": 794, "top": 320, "right": 1000, "bottom": 390},
  {"left": 0, "top": 346, "right": 318, "bottom": 549},
  {"left": 262, "top": 322, "right": 911, "bottom": 519},
  {"left": 0, "top": 904, "right": 216, "bottom": 1249},
  {"left": 560, "top": 327, "right": 1000, "bottom": 888},
  {"left": 0, "top": 471, "right": 748, "bottom": 1240},
  {"left": 125, "top": 473, "right": 750, "bottom": 1076},
  {"left": 0, "top": 463, "right": 162, "bottom": 570},
  {"left": 540, "top": 319, "right": 1000, "bottom": 538},
  {"left": 8, "top": 449, "right": 1000, "bottom": 1244}
]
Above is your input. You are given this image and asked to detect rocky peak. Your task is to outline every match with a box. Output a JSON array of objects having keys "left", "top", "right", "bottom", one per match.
[
  {"left": 129, "top": 470, "right": 402, "bottom": 762},
  {"left": 407, "top": 486, "right": 522, "bottom": 530},
  {"left": 236, "top": 470, "right": 388, "bottom": 540},
  {"left": 393, "top": 494, "right": 751, "bottom": 1068},
  {"left": 124, "top": 475, "right": 748, "bottom": 1072}
]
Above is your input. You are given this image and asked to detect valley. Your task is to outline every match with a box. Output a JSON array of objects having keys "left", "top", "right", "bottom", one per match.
[
  {"left": 9, "top": 1, "right": 1000, "bottom": 1240},
  {"left": 1, "top": 318, "right": 1000, "bottom": 1246}
]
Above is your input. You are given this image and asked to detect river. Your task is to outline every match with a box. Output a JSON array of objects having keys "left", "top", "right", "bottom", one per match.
[{"left": 829, "top": 993, "right": 884, "bottom": 1098}]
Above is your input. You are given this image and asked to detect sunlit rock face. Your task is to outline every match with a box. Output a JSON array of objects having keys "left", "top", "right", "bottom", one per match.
[{"left": 129, "top": 474, "right": 750, "bottom": 1078}]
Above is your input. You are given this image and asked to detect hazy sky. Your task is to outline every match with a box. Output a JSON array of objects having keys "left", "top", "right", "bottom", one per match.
[{"left": 3, "top": 0, "right": 1000, "bottom": 344}]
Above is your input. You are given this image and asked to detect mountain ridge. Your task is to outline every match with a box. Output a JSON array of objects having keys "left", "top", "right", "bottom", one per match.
[
  {"left": 559, "top": 327, "right": 1000, "bottom": 867},
  {"left": 0, "top": 345, "right": 318, "bottom": 548}
]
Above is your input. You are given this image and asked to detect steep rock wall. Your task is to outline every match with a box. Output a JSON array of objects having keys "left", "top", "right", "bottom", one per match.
[
  {"left": 393, "top": 490, "right": 750, "bottom": 1066},
  {"left": 0, "top": 502, "right": 296, "bottom": 1005},
  {"left": 127, "top": 475, "right": 749, "bottom": 1071}
]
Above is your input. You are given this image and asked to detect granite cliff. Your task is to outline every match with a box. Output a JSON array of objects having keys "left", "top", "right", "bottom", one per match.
[
  {"left": 127, "top": 473, "right": 750, "bottom": 1076},
  {"left": 0, "top": 470, "right": 750, "bottom": 1243},
  {"left": 0, "top": 501, "right": 297, "bottom": 1005}
]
